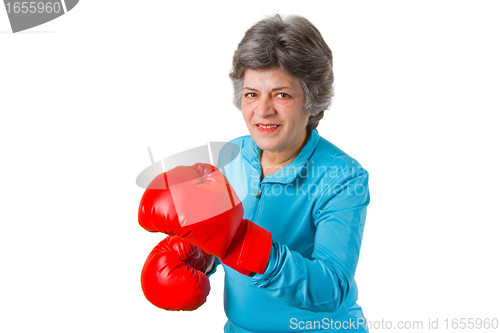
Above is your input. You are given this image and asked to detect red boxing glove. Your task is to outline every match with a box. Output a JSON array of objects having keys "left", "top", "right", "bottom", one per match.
[
  {"left": 138, "top": 163, "right": 272, "bottom": 275},
  {"left": 141, "top": 236, "right": 214, "bottom": 311}
]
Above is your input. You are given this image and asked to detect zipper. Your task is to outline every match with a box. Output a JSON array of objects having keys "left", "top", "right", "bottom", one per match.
[{"left": 250, "top": 183, "right": 263, "bottom": 221}]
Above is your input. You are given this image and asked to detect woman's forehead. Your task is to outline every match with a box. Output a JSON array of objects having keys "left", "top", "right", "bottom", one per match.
[{"left": 243, "top": 68, "right": 301, "bottom": 89}]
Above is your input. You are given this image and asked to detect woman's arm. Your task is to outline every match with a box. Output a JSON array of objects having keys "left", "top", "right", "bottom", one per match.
[{"left": 251, "top": 168, "right": 369, "bottom": 313}]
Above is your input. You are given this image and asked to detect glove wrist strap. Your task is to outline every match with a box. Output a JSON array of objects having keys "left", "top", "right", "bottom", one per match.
[{"left": 222, "top": 219, "right": 272, "bottom": 275}]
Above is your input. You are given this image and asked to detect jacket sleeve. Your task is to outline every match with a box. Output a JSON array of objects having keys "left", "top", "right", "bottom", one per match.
[{"left": 251, "top": 168, "right": 369, "bottom": 313}]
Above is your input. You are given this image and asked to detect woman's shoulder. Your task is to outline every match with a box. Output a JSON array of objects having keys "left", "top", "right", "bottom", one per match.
[
  {"left": 226, "top": 135, "right": 253, "bottom": 147},
  {"left": 219, "top": 135, "right": 257, "bottom": 158},
  {"left": 313, "top": 134, "right": 367, "bottom": 175},
  {"left": 216, "top": 135, "right": 255, "bottom": 168}
]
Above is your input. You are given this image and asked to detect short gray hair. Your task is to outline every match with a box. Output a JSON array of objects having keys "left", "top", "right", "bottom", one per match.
[{"left": 229, "top": 14, "right": 334, "bottom": 130}]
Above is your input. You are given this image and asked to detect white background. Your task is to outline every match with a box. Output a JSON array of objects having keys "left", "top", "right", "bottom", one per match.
[{"left": 1, "top": 1, "right": 499, "bottom": 332}]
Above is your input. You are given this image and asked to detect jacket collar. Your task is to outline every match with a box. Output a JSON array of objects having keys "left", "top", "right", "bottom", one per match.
[{"left": 241, "top": 129, "right": 320, "bottom": 184}]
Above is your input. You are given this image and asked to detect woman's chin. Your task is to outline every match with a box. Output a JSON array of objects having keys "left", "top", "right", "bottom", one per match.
[{"left": 252, "top": 138, "right": 282, "bottom": 153}]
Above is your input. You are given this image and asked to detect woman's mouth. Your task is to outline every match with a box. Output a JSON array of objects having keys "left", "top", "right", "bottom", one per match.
[{"left": 256, "top": 124, "right": 280, "bottom": 134}]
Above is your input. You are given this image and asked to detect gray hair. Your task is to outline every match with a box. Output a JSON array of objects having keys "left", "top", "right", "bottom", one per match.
[{"left": 229, "top": 14, "right": 334, "bottom": 130}]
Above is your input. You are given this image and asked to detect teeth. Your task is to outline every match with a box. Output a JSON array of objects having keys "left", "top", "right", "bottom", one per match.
[{"left": 258, "top": 125, "right": 278, "bottom": 129}]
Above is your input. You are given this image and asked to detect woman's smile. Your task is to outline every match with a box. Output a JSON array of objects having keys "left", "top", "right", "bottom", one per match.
[{"left": 255, "top": 123, "right": 280, "bottom": 133}]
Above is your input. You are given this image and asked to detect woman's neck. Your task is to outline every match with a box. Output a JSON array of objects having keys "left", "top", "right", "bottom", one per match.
[{"left": 260, "top": 130, "right": 310, "bottom": 178}]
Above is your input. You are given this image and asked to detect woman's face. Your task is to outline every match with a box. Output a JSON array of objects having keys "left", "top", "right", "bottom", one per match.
[{"left": 241, "top": 68, "right": 311, "bottom": 155}]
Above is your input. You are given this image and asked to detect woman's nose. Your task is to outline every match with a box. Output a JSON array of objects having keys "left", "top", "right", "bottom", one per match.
[{"left": 254, "top": 96, "right": 275, "bottom": 118}]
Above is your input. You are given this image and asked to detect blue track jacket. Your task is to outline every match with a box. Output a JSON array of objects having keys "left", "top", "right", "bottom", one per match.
[{"left": 212, "top": 129, "right": 370, "bottom": 333}]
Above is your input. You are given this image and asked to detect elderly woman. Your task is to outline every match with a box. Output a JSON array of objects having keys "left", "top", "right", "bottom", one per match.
[
  {"left": 212, "top": 14, "right": 370, "bottom": 333},
  {"left": 139, "top": 14, "right": 370, "bottom": 333}
]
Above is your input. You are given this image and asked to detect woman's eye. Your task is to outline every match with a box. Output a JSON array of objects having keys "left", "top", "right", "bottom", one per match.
[
  {"left": 276, "top": 93, "right": 290, "bottom": 98},
  {"left": 245, "top": 93, "right": 257, "bottom": 98}
]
